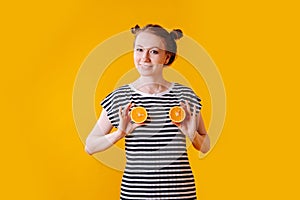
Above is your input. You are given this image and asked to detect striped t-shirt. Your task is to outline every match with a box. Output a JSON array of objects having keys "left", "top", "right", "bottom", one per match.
[{"left": 101, "top": 82, "right": 201, "bottom": 200}]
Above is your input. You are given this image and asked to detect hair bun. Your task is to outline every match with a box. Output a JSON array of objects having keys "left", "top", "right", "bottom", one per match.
[
  {"left": 131, "top": 24, "right": 140, "bottom": 34},
  {"left": 170, "top": 29, "right": 183, "bottom": 40}
]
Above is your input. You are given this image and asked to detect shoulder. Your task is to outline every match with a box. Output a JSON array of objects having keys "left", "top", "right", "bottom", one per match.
[
  {"left": 106, "top": 84, "right": 131, "bottom": 98},
  {"left": 172, "top": 82, "right": 201, "bottom": 103},
  {"left": 101, "top": 84, "right": 131, "bottom": 106},
  {"left": 102, "top": 85, "right": 131, "bottom": 102},
  {"left": 100, "top": 85, "right": 131, "bottom": 128},
  {"left": 173, "top": 82, "right": 197, "bottom": 94}
]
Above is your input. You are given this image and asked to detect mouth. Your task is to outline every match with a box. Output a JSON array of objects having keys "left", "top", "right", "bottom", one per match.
[{"left": 139, "top": 64, "right": 153, "bottom": 68}]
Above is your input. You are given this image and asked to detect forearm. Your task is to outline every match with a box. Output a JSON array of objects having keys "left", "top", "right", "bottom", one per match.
[
  {"left": 85, "top": 129, "right": 125, "bottom": 155},
  {"left": 189, "top": 131, "right": 210, "bottom": 153}
]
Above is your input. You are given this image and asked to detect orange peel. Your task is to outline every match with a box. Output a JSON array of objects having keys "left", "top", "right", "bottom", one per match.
[
  {"left": 130, "top": 106, "right": 147, "bottom": 123},
  {"left": 169, "top": 106, "right": 186, "bottom": 123}
]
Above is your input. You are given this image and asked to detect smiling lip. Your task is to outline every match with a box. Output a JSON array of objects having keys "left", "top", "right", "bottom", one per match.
[{"left": 140, "top": 64, "right": 152, "bottom": 67}]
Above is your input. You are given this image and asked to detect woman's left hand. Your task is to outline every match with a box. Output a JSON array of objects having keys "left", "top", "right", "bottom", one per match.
[{"left": 173, "top": 100, "right": 198, "bottom": 141}]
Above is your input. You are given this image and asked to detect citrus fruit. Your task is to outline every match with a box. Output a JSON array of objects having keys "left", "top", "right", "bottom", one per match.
[
  {"left": 169, "top": 106, "right": 186, "bottom": 123},
  {"left": 130, "top": 106, "right": 148, "bottom": 123}
]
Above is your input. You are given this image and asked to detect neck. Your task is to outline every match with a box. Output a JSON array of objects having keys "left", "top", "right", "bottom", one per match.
[
  {"left": 133, "top": 76, "right": 171, "bottom": 94},
  {"left": 137, "top": 75, "right": 166, "bottom": 85}
]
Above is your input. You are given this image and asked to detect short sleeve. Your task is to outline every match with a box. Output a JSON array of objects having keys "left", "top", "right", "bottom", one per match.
[
  {"left": 176, "top": 84, "right": 202, "bottom": 114},
  {"left": 100, "top": 85, "right": 131, "bottom": 128}
]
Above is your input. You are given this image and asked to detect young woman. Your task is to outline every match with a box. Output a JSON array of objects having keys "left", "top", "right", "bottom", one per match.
[{"left": 85, "top": 24, "right": 210, "bottom": 200}]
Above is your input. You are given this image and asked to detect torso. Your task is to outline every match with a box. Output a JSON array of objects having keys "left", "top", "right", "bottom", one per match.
[{"left": 121, "top": 83, "right": 197, "bottom": 200}]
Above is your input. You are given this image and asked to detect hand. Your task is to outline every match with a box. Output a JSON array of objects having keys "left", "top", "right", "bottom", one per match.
[
  {"left": 173, "top": 100, "right": 198, "bottom": 141},
  {"left": 118, "top": 102, "right": 143, "bottom": 137}
]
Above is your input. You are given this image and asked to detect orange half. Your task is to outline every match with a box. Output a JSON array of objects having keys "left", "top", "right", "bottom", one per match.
[
  {"left": 169, "top": 106, "right": 186, "bottom": 123},
  {"left": 130, "top": 106, "right": 148, "bottom": 123}
]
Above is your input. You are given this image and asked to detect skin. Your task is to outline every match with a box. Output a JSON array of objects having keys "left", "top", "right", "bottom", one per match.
[{"left": 85, "top": 31, "right": 210, "bottom": 155}]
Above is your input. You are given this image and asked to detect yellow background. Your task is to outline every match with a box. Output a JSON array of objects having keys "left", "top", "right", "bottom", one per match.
[{"left": 1, "top": 0, "right": 299, "bottom": 199}]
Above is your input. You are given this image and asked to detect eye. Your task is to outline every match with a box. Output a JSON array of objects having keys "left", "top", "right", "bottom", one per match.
[
  {"left": 135, "top": 48, "right": 143, "bottom": 52},
  {"left": 150, "top": 50, "right": 159, "bottom": 54}
]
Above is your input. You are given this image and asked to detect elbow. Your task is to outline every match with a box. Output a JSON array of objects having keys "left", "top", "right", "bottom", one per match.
[
  {"left": 85, "top": 146, "right": 93, "bottom": 155},
  {"left": 85, "top": 136, "right": 97, "bottom": 155},
  {"left": 200, "top": 135, "right": 211, "bottom": 154},
  {"left": 200, "top": 145, "right": 210, "bottom": 154},
  {"left": 85, "top": 137, "right": 92, "bottom": 155}
]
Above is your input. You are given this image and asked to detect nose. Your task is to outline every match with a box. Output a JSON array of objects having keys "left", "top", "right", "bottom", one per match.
[{"left": 141, "top": 50, "right": 150, "bottom": 61}]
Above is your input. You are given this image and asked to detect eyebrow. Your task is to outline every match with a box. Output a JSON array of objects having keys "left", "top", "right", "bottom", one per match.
[{"left": 135, "top": 45, "right": 164, "bottom": 50}]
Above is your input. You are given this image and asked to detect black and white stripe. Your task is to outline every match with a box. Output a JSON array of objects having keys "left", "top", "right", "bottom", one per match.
[{"left": 101, "top": 83, "right": 201, "bottom": 200}]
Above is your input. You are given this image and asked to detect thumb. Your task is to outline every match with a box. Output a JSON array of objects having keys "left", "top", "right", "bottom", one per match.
[
  {"left": 172, "top": 121, "right": 181, "bottom": 128},
  {"left": 132, "top": 122, "right": 144, "bottom": 129}
]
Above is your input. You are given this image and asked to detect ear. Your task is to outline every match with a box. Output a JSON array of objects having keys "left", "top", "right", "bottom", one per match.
[{"left": 164, "top": 53, "right": 171, "bottom": 65}]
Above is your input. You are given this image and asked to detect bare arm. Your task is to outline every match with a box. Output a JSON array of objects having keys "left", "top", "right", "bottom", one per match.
[
  {"left": 189, "top": 112, "right": 210, "bottom": 153},
  {"left": 175, "top": 101, "right": 210, "bottom": 153},
  {"left": 85, "top": 102, "right": 141, "bottom": 155},
  {"left": 85, "top": 109, "right": 125, "bottom": 155}
]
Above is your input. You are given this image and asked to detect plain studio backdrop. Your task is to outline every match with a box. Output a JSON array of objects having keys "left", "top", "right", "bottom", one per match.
[{"left": 1, "top": 0, "right": 299, "bottom": 199}]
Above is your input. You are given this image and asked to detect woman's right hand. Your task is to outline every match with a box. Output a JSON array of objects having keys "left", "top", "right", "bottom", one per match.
[
  {"left": 118, "top": 102, "right": 142, "bottom": 137},
  {"left": 85, "top": 102, "right": 143, "bottom": 155}
]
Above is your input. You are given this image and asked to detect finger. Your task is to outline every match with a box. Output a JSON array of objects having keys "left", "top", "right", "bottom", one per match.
[
  {"left": 124, "top": 102, "right": 132, "bottom": 116},
  {"left": 180, "top": 101, "right": 188, "bottom": 114},
  {"left": 185, "top": 100, "right": 192, "bottom": 116},
  {"left": 192, "top": 104, "right": 197, "bottom": 117},
  {"left": 131, "top": 102, "right": 135, "bottom": 109},
  {"left": 180, "top": 101, "right": 185, "bottom": 107},
  {"left": 172, "top": 121, "right": 181, "bottom": 128},
  {"left": 133, "top": 122, "right": 144, "bottom": 127},
  {"left": 131, "top": 122, "right": 145, "bottom": 131},
  {"left": 119, "top": 106, "right": 122, "bottom": 117}
]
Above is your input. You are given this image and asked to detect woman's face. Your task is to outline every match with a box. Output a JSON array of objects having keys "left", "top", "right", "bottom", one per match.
[{"left": 134, "top": 32, "right": 170, "bottom": 77}]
